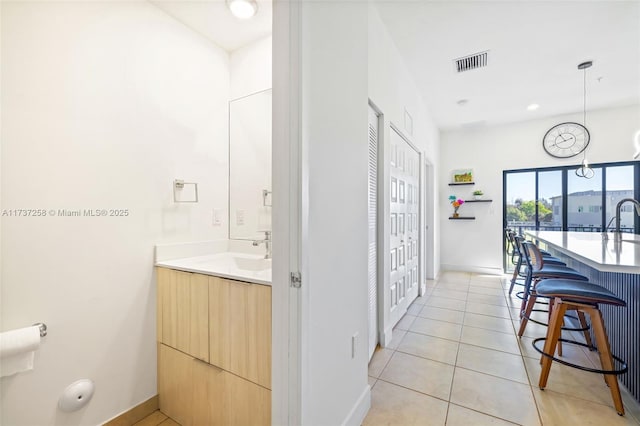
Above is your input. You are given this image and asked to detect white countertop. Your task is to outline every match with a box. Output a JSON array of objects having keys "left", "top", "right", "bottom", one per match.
[
  {"left": 525, "top": 231, "right": 640, "bottom": 274},
  {"left": 156, "top": 252, "right": 272, "bottom": 286}
]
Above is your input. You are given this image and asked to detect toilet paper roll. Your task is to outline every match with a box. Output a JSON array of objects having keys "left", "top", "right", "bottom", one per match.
[{"left": 0, "top": 326, "right": 41, "bottom": 377}]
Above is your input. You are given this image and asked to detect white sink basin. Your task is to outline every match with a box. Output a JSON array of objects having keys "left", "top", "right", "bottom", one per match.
[{"left": 234, "top": 256, "right": 272, "bottom": 271}]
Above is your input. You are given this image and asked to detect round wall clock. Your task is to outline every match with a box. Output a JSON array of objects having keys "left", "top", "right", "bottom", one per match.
[{"left": 542, "top": 122, "right": 590, "bottom": 158}]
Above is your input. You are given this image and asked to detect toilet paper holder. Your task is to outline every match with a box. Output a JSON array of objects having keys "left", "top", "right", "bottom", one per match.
[{"left": 33, "top": 323, "right": 47, "bottom": 337}]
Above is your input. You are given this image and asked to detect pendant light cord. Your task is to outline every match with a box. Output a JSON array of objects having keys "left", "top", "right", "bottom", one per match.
[{"left": 582, "top": 65, "right": 587, "bottom": 162}]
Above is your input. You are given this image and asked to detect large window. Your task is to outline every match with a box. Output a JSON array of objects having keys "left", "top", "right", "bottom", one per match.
[{"left": 503, "top": 161, "right": 639, "bottom": 270}]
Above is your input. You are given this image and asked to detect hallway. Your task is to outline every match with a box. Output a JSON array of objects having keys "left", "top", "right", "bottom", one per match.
[{"left": 364, "top": 271, "right": 640, "bottom": 425}]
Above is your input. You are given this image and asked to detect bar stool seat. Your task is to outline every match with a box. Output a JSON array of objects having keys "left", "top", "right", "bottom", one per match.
[{"left": 534, "top": 279, "right": 628, "bottom": 415}]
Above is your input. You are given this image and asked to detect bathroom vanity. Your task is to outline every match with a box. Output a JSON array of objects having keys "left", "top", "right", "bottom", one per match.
[{"left": 155, "top": 252, "right": 272, "bottom": 425}]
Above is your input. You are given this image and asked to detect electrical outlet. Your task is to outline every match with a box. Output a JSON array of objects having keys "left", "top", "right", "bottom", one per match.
[
  {"left": 351, "top": 332, "right": 359, "bottom": 359},
  {"left": 236, "top": 209, "right": 245, "bottom": 226}
]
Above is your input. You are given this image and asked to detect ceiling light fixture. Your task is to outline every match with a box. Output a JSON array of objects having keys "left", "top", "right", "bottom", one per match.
[
  {"left": 227, "top": 0, "right": 258, "bottom": 19},
  {"left": 527, "top": 103, "right": 540, "bottom": 111},
  {"left": 456, "top": 99, "right": 469, "bottom": 106},
  {"left": 575, "top": 60, "right": 594, "bottom": 179}
]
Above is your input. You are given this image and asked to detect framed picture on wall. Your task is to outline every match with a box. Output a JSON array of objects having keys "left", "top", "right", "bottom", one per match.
[{"left": 452, "top": 169, "right": 474, "bottom": 183}]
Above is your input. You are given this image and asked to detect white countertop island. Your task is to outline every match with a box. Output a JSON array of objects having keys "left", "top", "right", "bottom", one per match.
[{"left": 525, "top": 231, "right": 640, "bottom": 274}]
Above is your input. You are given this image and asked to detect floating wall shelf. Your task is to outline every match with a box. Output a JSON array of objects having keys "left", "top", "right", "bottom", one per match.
[
  {"left": 464, "top": 199, "right": 493, "bottom": 203},
  {"left": 449, "top": 216, "right": 475, "bottom": 220},
  {"left": 448, "top": 182, "right": 475, "bottom": 186}
]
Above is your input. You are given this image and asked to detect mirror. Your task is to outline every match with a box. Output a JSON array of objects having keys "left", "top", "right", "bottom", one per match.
[{"left": 229, "top": 89, "right": 272, "bottom": 240}]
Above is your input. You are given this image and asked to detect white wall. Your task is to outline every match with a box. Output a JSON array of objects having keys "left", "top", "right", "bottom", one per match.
[
  {"left": 439, "top": 104, "right": 640, "bottom": 273},
  {"left": 299, "top": 2, "right": 370, "bottom": 425},
  {"left": 368, "top": 4, "right": 441, "bottom": 345},
  {"left": 230, "top": 35, "right": 272, "bottom": 100},
  {"left": 1, "top": 2, "right": 229, "bottom": 424}
]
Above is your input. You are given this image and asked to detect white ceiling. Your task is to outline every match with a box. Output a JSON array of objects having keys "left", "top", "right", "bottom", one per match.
[
  {"left": 149, "top": 1, "right": 639, "bottom": 130},
  {"left": 150, "top": 0, "right": 272, "bottom": 52},
  {"left": 374, "top": 1, "right": 640, "bottom": 130}
]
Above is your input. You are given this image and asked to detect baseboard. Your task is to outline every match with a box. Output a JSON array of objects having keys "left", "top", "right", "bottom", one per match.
[
  {"left": 440, "top": 264, "right": 504, "bottom": 276},
  {"left": 103, "top": 395, "right": 159, "bottom": 426},
  {"left": 341, "top": 384, "right": 371, "bottom": 426},
  {"left": 380, "top": 324, "right": 393, "bottom": 348}
]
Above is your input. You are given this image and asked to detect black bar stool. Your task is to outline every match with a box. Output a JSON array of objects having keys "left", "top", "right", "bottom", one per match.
[
  {"left": 508, "top": 233, "right": 566, "bottom": 296},
  {"left": 534, "top": 279, "right": 628, "bottom": 415},
  {"left": 517, "top": 240, "right": 593, "bottom": 354}
]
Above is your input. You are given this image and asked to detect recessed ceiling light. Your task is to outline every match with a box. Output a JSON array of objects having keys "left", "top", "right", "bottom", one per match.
[
  {"left": 527, "top": 103, "right": 540, "bottom": 111},
  {"left": 456, "top": 99, "right": 469, "bottom": 106},
  {"left": 227, "top": 0, "right": 258, "bottom": 19}
]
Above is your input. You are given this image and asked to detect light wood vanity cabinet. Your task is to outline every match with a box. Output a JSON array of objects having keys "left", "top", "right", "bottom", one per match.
[{"left": 157, "top": 267, "right": 271, "bottom": 426}]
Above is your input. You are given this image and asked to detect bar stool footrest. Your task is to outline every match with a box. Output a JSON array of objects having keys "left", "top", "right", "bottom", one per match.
[
  {"left": 532, "top": 337, "right": 628, "bottom": 375},
  {"left": 523, "top": 311, "right": 588, "bottom": 332}
]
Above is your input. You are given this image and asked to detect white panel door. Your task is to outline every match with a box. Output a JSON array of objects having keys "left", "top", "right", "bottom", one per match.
[
  {"left": 367, "top": 106, "right": 379, "bottom": 361},
  {"left": 389, "top": 127, "right": 420, "bottom": 328}
]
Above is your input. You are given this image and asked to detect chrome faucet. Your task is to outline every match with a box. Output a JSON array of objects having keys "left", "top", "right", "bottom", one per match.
[
  {"left": 252, "top": 230, "right": 272, "bottom": 259},
  {"left": 614, "top": 198, "right": 640, "bottom": 239}
]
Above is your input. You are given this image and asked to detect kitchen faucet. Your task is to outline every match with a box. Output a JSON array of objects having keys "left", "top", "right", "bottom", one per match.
[
  {"left": 252, "top": 230, "right": 272, "bottom": 259},
  {"left": 614, "top": 198, "right": 640, "bottom": 240}
]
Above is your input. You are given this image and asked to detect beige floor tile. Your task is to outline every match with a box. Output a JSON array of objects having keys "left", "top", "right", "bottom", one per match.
[
  {"left": 426, "top": 296, "right": 466, "bottom": 312},
  {"left": 517, "top": 319, "right": 551, "bottom": 339},
  {"left": 133, "top": 411, "right": 168, "bottom": 426},
  {"left": 446, "top": 404, "right": 518, "bottom": 426},
  {"left": 397, "top": 332, "right": 459, "bottom": 365},
  {"left": 466, "top": 293, "right": 508, "bottom": 307},
  {"left": 463, "top": 312, "right": 515, "bottom": 334},
  {"left": 413, "top": 294, "right": 430, "bottom": 305},
  {"left": 368, "top": 347, "right": 394, "bottom": 378},
  {"left": 407, "top": 302, "right": 423, "bottom": 315},
  {"left": 532, "top": 388, "right": 638, "bottom": 425},
  {"left": 450, "top": 368, "right": 540, "bottom": 426},
  {"left": 419, "top": 305, "right": 465, "bottom": 324},
  {"left": 468, "top": 286, "right": 504, "bottom": 297},
  {"left": 395, "top": 314, "right": 417, "bottom": 331},
  {"left": 368, "top": 376, "right": 378, "bottom": 388},
  {"left": 518, "top": 335, "right": 595, "bottom": 368},
  {"left": 436, "top": 282, "right": 471, "bottom": 292},
  {"left": 465, "top": 302, "right": 512, "bottom": 319},
  {"left": 380, "top": 352, "right": 455, "bottom": 400},
  {"left": 363, "top": 380, "right": 448, "bottom": 426},
  {"left": 440, "top": 271, "right": 471, "bottom": 280},
  {"left": 159, "top": 419, "right": 179, "bottom": 426},
  {"left": 456, "top": 344, "right": 529, "bottom": 384},
  {"left": 469, "top": 280, "right": 503, "bottom": 289},
  {"left": 523, "top": 355, "right": 618, "bottom": 408},
  {"left": 460, "top": 326, "right": 521, "bottom": 355},
  {"left": 432, "top": 289, "right": 468, "bottom": 301},
  {"left": 410, "top": 317, "right": 463, "bottom": 341},
  {"left": 386, "top": 329, "right": 407, "bottom": 350}
]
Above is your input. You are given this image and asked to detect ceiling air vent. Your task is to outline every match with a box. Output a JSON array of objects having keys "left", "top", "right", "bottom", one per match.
[{"left": 454, "top": 51, "right": 489, "bottom": 73}]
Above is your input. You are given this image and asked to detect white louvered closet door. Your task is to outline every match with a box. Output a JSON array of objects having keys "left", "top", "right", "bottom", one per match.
[{"left": 367, "top": 106, "right": 379, "bottom": 361}]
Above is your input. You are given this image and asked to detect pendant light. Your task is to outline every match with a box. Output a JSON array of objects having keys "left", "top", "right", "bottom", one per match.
[{"left": 575, "top": 61, "right": 594, "bottom": 179}]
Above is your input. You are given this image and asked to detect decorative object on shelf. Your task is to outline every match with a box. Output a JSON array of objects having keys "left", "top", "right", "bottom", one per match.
[
  {"left": 449, "top": 195, "right": 465, "bottom": 218},
  {"left": 575, "top": 60, "right": 595, "bottom": 179},
  {"left": 473, "top": 189, "right": 484, "bottom": 200},
  {"left": 452, "top": 169, "right": 473, "bottom": 183}
]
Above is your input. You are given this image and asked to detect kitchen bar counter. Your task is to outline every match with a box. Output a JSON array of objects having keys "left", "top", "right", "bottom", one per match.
[
  {"left": 524, "top": 230, "right": 640, "bottom": 404},
  {"left": 525, "top": 231, "right": 640, "bottom": 273}
]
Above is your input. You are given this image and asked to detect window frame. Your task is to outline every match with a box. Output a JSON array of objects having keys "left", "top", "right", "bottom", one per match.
[{"left": 503, "top": 161, "right": 639, "bottom": 272}]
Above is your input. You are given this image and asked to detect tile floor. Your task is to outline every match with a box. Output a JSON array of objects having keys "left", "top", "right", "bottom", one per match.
[
  {"left": 132, "top": 411, "right": 179, "bottom": 426},
  {"left": 364, "top": 271, "right": 640, "bottom": 426}
]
